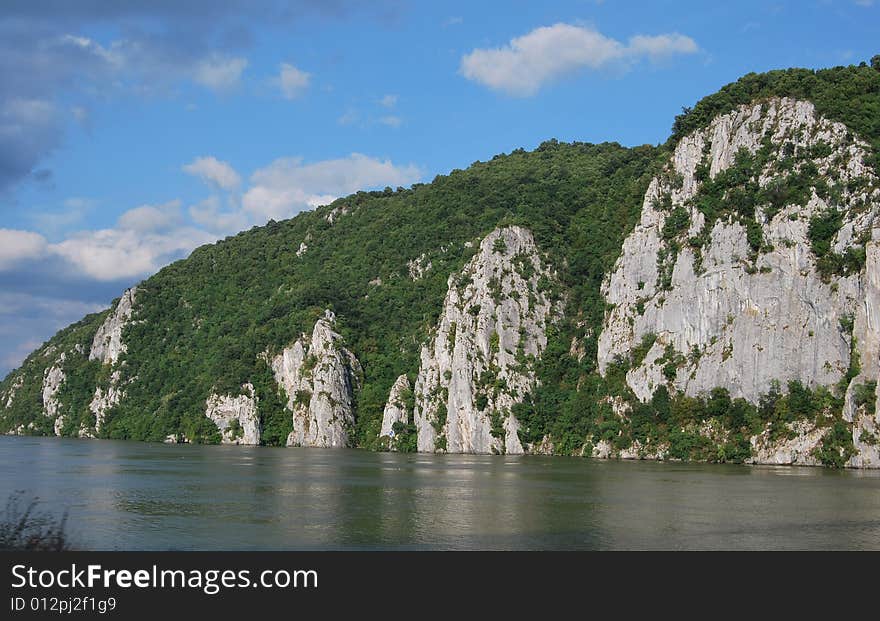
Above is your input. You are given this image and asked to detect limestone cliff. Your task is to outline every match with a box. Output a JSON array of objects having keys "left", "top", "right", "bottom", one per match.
[
  {"left": 598, "top": 97, "right": 880, "bottom": 466},
  {"left": 205, "top": 383, "right": 261, "bottom": 445},
  {"left": 88, "top": 371, "right": 122, "bottom": 433},
  {"left": 89, "top": 288, "right": 137, "bottom": 365},
  {"left": 414, "top": 226, "right": 557, "bottom": 454},
  {"left": 843, "top": 242, "right": 880, "bottom": 467},
  {"left": 41, "top": 354, "right": 66, "bottom": 436},
  {"left": 380, "top": 374, "right": 411, "bottom": 445},
  {"left": 87, "top": 288, "right": 138, "bottom": 433},
  {"left": 271, "top": 310, "right": 362, "bottom": 448}
]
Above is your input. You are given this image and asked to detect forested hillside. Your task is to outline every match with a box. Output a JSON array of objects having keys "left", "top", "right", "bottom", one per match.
[{"left": 3, "top": 58, "right": 880, "bottom": 467}]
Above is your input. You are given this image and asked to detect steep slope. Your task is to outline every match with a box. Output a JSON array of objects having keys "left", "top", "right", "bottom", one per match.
[
  {"left": 270, "top": 310, "right": 362, "bottom": 448},
  {"left": 598, "top": 97, "right": 880, "bottom": 466},
  {"left": 2, "top": 59, "right": 880, "bottom": 467},
  {"left": 413, "top": 226, "right": 558, "bottom": 454},
  {"left": 0, "top": 140, "right": 656, "bottom": 450}
]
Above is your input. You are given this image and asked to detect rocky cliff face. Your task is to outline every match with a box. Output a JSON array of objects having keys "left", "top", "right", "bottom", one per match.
[
  {"left": 90, "top": 288, "right": 136, "bottom": 365},
  {"left": 271, "top": 310, "right": 362, "bottom": 448},
  {"left": 413, "top": 226, "right": 557, "bottom": 454},
  {"left": 843, "top": 242, "right": 880, "bottom": 467},
  {"left": 205, "top": 383, "right": 261, "bottom": 445},
  {"left": 87, "top": 288, "right": 138, "bottom": 433},
  {"left": 598, "top": 97, "right": 880, "bottom": 466},
  {"left": 380, "top": 374, "right": 411, "bottom": 444},
  {"left": 41, "top": 354, "right": 66, "bottom": 436},
  {"left": 88, "top": 371, "right": 122, "bottom": 434}
]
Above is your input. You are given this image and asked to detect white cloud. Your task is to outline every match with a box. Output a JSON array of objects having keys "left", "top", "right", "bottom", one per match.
[
  {"left": 277, "top": 63, "right": 311, "bottom": 99},
  {"left": 0, "top": 294, "right": 106, "bottom": 375},
  {"left": 50, "top": 226, "right": 215, "bottom": 281},
  {"left": 460, "top": 23, "right": 698, "bottom": 96},
  {"left": 379, "top": 94, "right": 398, "bottom": 108},
  {"left": 3, "top": 152, "right": 422, "bottom": 281},
  {"left": 379, "top": 115, "right": 402, "bottom": 128},
  {"left": 188, "top": 196, "right": 250, "bottom": 235},
  {"left": 0, "top": 229, "right": 48, "bottom": 269},
  {"left": 855, "top": 0, "right": 874, "bottom": 7},
  {"left": 243, "top": 153, "right": 422, "bottom": 220},
  {"left": 117, "top": 199, "right": 182, "bottom": 233},
  {"left": 628, "top": 34, "right": 699, "bottom": 59},
  {"left": 182, "top": 156, "right": 241, "bottom": 190},
  {"left": 58, "top": 34, "right": 124, "bottom": 70},
  {"left": 194, "top": 54, "right": 248, "bottom": 91}
]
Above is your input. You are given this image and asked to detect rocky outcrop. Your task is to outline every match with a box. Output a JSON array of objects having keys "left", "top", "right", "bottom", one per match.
[
  {"left": 41, "top": 354, "right": 66, "bottom": 436},
  {"left": 597, "top": 97, "right": 880, "bottom": 467},
  {"left": 90, "top": 288, "right": 137, "bottom": 366},
  {"left": 205, "top": 383, "right": 261, "bottom": 445},
  {"left": 592, "top": 438, "right": 668, "bottom": 461},
  {"left": 747, "top": 421, "right": 825, "bottom": 466},
  {"left": 414, "top": 226, "right": 557, "bottom": 454},
  {"left": 380, "top": 375, "right": 411, "bottom": 442},
  {"left": 325, "top": 205, "right": 350, "bottom": 224},
  {"left": 85, "top": 288, "right": 138, "bottom": 433},
  {"left": 849, "top": 411, "right": 880, "bottom": 468},
  {"left": 600, "top": 98, "right": 877, "bottom": 404},
  {"left": 88, "top": 370, "right": 123, "bottom": 433},
  {"left": 842, "top": 242, "right": 880, "bottom": 466},
  {"left": 2, "top": 375, "right": 23, "bottom": 409},
  {"left": 271, "top": 310, "right": 362, "bottom": 448},
  {"left": 407, "top": 253, "right": 432, "bottom": 280}
]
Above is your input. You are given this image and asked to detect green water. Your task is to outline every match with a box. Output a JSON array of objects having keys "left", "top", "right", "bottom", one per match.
[{"left": 1, "top": 436, "right": 879, "bottom": 550}]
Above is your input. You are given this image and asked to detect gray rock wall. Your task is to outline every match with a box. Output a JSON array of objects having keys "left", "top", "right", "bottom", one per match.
[{"left": 413, "top": 225, "right": 556, "bottom": 454}]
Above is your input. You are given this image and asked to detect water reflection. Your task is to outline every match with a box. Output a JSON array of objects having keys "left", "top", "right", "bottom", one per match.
[{"left": 0, "top": 436, "right": 878, "bottom": 550}]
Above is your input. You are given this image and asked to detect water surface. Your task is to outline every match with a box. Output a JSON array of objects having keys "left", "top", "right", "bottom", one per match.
[{"left": 1, "top": 436, "right": 879, "bottom": 550}]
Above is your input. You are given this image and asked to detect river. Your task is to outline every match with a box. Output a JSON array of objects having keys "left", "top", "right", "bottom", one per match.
[{"left": 1, "top": 436, "right": 879, "bottom": 550}]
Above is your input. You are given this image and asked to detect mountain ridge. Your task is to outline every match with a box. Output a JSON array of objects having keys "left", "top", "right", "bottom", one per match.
[{"left": 2, "top": 58, "right": 880, "bottom": 468}]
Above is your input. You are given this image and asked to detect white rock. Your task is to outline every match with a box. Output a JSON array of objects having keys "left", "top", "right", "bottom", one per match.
[
  {"left": 205, "top": 383, "right": 261, "bottom": 445},
  {"left": 3, "top": 375, "right": 23, "bottom": 409},
  {"left": 747, "top": 421, "right": 825, "bottom": 466},
  {"left": 40, "top": 354, "right": 66, "bottom": 436},
  {"left": 325, "top": 205, "right": 350, "bottom": 224},
  {"left": 89, "top": 370, "right": 123, "bottom": 433},
  {"left": 90, "top": 288, "right": 137, "bottom": 365},
  {"left": 407, "top": 253, "right": 432, "bottom": 280},
  {"left": 413, "top": 225, "right": 557, "bottom": 454},
  {"left": 600, "top": 98, "right": 874, "bottom": 402},
  {"left": 271, "top": 310, "right": 361, "bottom": 448},
  {"left": 842, "top": 241, "right": 880, "bottom": 467},
  {"left": 599, "top": 97, "right": 880, "bottom": 467},
  {"left": 380, "top": 375, "right": 411, "bottom": 441}
]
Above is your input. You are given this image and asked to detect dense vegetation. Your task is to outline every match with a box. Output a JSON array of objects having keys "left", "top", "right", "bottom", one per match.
[
  {"left": 1, "top": 140, "right": 659, "bottom": 448},
  {"left": 3, "top": 58, "right": 879, "bottom": 465},
  {"left": 671, "top": 58, "right": 880, "bottom": 170}
]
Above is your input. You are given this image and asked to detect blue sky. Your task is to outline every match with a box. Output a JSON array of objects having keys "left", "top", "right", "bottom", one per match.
[{"left": 1, "top": 0, "right": 878, "bottom": 375}]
